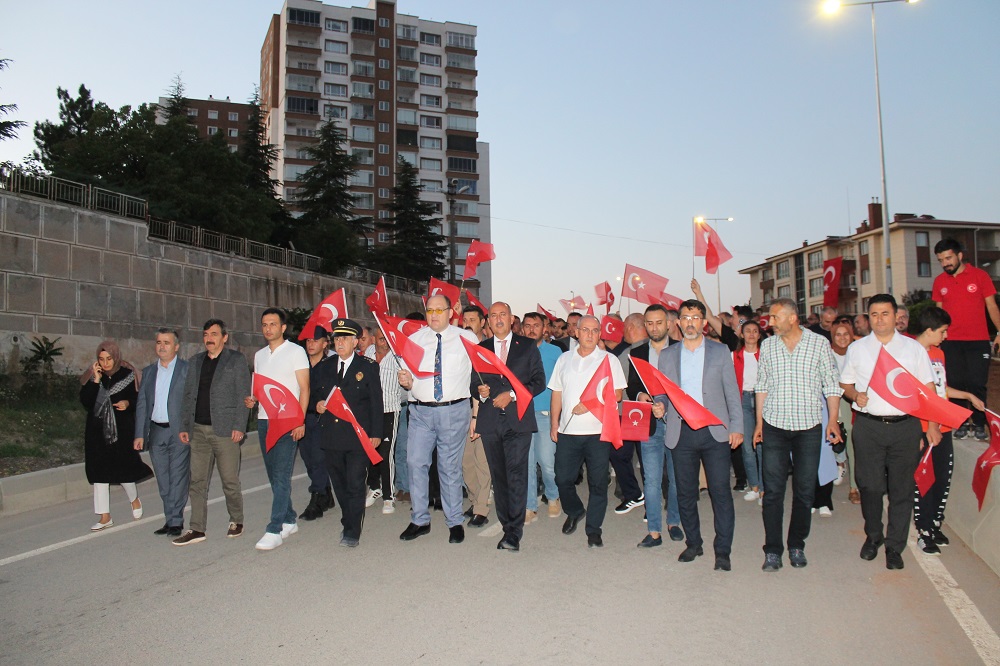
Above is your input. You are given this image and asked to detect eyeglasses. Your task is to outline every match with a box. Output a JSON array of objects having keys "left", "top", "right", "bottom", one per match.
[
  {"left": 425, "top": 308, "right": 448, "bottom": 315},
  {"left": 680, "top": 316, "right": 704, "bottom": 322}
]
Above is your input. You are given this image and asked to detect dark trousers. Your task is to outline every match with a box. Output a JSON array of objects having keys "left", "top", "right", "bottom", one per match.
[
  {"left": 609, "top": 440, "right": 642, "bottom": 501},
  {"left": 324, "top": 447, "right": 369, "bottom": 541},
  {"left": 368, "top": 411, "right": 399, "bottom": 495},
  {"left": 481, "top": 420, "right": 531, "bottom": 546},
  {"left": 914, "top": 431, "right": 954, "bottom": 531},
  {"left": 554, "top": 433, "right": 610, "bottom": 537},
  {"left": 853, "top": 415, "right": 922, "bottom": 552},
  {"left": 672, "top": 423, "right": 736, "bottom": 556},
  {"left": 730, "top": 446, "right": 747, "bottom": 486},
  {"left": 813, "top": 480, "right": 834, "bottom": 510},
  {"left": 941, "top": 340, "right": 990, "bottom": 428},
  {"left": 761, "top": 422, "right": 822, "bottom": 556},
  {"left": 300, "top": 413, "right": 329, "bottom": 494},
  {"left": 147, "top": 423, "right": 190, "bottom": 528}
]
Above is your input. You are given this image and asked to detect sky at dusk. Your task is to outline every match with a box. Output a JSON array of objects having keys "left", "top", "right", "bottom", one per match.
[{"left": 2, "top": 1, "right": 997, "bottom": 317}]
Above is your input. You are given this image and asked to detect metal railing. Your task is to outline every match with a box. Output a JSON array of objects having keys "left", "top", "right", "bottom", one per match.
[{"left": 1, "top": 168, "right": 148, "bottom": 220}]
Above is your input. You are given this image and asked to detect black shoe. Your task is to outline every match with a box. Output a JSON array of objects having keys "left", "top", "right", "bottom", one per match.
[
  {"left": 587, "top": 533, "right": 603, "bottom": 548},
  {"left": 432, "top": 498, "right": 443, "bottom": 511},
  {"left": 885, "top": 548, "right": 904, "bottom": 570},
  {"left": 733, "top": 482, "right": 748, "bottom": 492},
  {"left": 497, "top": 538, "right": 519, "bottom": 552},
  {"left": 917, "top": 531, "right": 941, "bottom": 555},
  {"left": 762, "top": 553, "right": 782, "bottom": 572},
  {"left": 153, "top": 523, "right": 171, "bottom": 535},
  {"left": 678, "top": 545, "right": 704, "bottom": 562},
  {"left": 400, "top": 523, "right": 431, "bottom": 541},
  {"left": 932, "top": 527, "right": 950, "bottom": 546},
  {"left": 789, "top": 548, "right": 807, "bottom": 568},
  {"left": 166, "top": 525, "right": 183, "bottom": 537},
  {"left": 637, "top": 534, "right": 662, "bottom": 548},
  {"left": 860, "top": 537, "right": 883, "bottom": 561},
  {"left": 449, "top": 525, "right": 465, "bottom": 544},
  {"left": 299, "top": 493, "right": 324, "bottom": 521},
  {"left": 667, "top": 525, "right": 684, "bottom": 541},
  {"left": 468, "top": 514, "right": 489, "bottom": 528},
  {"left": 614, "top": 495, "right": 644, "bottom": 514},
  {"left": 715, "top": 554, "right": 732, "bottom": 571},
  {"left": 463, "top": 506, "right": 474, "bottom": 518},
  {"left": 562, "top": 514, "right": 582, "bottom": 535}
]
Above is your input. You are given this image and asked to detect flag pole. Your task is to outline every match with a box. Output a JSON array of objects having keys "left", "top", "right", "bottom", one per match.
[
  {"left": 716, "top": 271, "right": 722, "bottom": 314},
  {"left": 692, "top": 217, "right": 698, "bottom": 279}
]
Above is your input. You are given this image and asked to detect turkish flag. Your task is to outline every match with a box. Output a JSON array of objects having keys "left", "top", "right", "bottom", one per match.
[
  {"left": 578, "top": 356, "right": 623, "bottom": 449},
  {"left": 600, "top": 316, "right": 624, "bottom": 343},
  {"left": 365, "top": 276, "right": 390, "bottom": 318},
  {"left": 759, "top": 315, "right": 770, "bottom": 330},
  {"left": 585, "top": 303, "right": 595, "bottom": 316},
  {"left": 428, "top": 277, "right": 462, "bottom": 324},
  {"left": 465, "top": 289, "right": 488, "bottom": 316},
  {"left": 460, "top": 337, "right": 532, "bottom": 420},
  {"left": 822, "top": 257, "right": 843, "bottom": 309},
  {"left": 595, "top": 282, "right": 615, "bottom": 307},
  {"left": 558, "top": 295, "right": 586, "bottom": 314},
  {"left": 868, "top": 347, "right": 972, "bottom": 429},
  {"left": 622, "top": 264, "right": 670, "bottom": 305},
  {"left": 298, "top": 288, "right": 349, "bottom": 341},
  {"left": 694, "top": 221, "right": 733, "bottom": 274},
  {"left": 252, "top": 373, "right": 304, "bottom": 452},
  {"left": 621, "top": 400, "right": 652, "bottom": 441},
  {"left": 372, "top": 312, "right": 435, "bottom": 378},
  {"left": 323, "top": 386, "right": 383, "bottom": 464},
  {"left": 657, "top": 292, "right": 683, "bottom": 310},
  {"left": 463, "top": 240, "right": 495, "bottom": 280},
  {"left": 537, "top": 304, "right": 557, "bottom": 322},
  {"left": 629, "top": 356, "right": 723, "bottom": 430},
  {"left": 973, "top": 410, "right": 1000, "bottom": 510},
  {"left": 915, "top": 445, "right": 935, "bottom": 496}
]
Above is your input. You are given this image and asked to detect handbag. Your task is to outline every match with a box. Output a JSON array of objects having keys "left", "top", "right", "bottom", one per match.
[{"left": 832, "top": 421, "right": 847, "bottom": 454}]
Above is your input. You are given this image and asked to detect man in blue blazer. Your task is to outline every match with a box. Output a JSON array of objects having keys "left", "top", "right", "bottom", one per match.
[
  {"left": 652, "top": 300, "right": 743, "bottom": 571},
  {"left": 134, "top": 328, "right": 190, "bottom": 537}
]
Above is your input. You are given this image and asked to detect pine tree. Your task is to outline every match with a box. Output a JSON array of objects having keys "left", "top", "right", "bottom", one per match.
[
  {"left": 0, "top": 59, "right": 27, "bottom": 143},
  {"left": 160, "top": 74, "right": 189, "bottom": 120},
  {"left": 371, "top": 157, "right": 445, "bottom": 280}
]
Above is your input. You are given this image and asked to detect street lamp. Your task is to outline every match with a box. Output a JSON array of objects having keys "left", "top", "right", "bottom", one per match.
[
  {"left": 446, "top": 179, "right": 470, "bottom": 282},
  {"left": 694, "top": 216, "right": 735, "bottom": 312},
  {"left": 823, "top": 0, "right": 919, "bottom": 297}
]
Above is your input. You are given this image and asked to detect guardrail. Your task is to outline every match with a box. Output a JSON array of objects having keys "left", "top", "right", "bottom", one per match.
[{"left": 1, "top": 168, "right": 148, "bottom": 220}]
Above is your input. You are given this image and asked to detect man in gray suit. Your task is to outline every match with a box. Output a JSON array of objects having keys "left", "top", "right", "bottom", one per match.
[
  {"left": 174, "top": 319, "right": 251, "bottom": 546},
  {"left": 133, "top": 328, "right": 189, "bottom": 537},
  {"left": 652, "top": 299, "right": 743, "bottom": 571}
]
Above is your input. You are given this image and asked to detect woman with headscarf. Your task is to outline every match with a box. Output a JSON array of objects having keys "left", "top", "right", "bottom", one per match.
[
  {"left": 80, "top": 340, "right": 153, "bottom": 531},
  {"left": 813, "top": 321, "right": 857, "bottom": 515}
]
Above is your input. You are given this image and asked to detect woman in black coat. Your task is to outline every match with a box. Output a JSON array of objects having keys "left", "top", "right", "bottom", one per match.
[{"left": 80, "top": 340, "right": 153, "bottom": 531}]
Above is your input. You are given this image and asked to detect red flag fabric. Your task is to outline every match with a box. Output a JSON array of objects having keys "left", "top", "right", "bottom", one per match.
[
  {"left": 252, "top": 373, "right": 305, "bottom": 452},
  {"left": 465, "top": 289, "right": 488, "bottom": 316},
  {"left": 629, "top": 356, "right": 723, "bottom": 429},
  {"left": 600, "top": 316, "right": 624, "bottom": 343},
  {"left": 585, "top": 303, "right": 595, "bottom": 316},
  {"left": 323, "top": 386, "right": 383, "bottom": 464},
  {"left": 868, "top": 347, "right": 972, "bottom": 429},
  {"left": 428, "top": 277, "right": 461, "bottom": 309},
  {"left": 578, "top": 357, "right": 623, "bottom": 449},
  {"left": 537, "top": 304, "right": 557, "bottom": 322},
  {"left": 595, "top": 282, "right": 615, "bottom": 306},
  {"left": 365, "top": 276, "right": 390, "bottom": 318},
  {"left": 973, "top": 409, "right": 1000, "bottom": 510},
  {"left": 372, "top": 312, "right": 435, "bottom": 379},
  {"left": 622, "top": 264, "right": 670, "bottom": 305},
  {"left": 460, "top": 337, "right": 532, "bottom": 420},
  {"left": 758, "top": 314, "right": 770, "bottom": 330},
  {"left": 298, "top": 288, "right": 349, "bottom": 341},
  {"left": 621, "top": 400, "right": 652, "bottom": 441},
  {"left": 822, "top": 257, "right": 843, "bottom": 309},
  {"left": 915, "top": 445, "right": 935, "bottom": 496},
  {"left": 694, "top": 221, "right": 733, "bottom": 274},
  {"left": 657, "top": 292, "right": 683, "bottom": 310},
  {"left": 462, "top": 240, "right": 496, "bottom": 280},
  {"left": 558, "top": 295, "right": 586, "bottom": 314}
]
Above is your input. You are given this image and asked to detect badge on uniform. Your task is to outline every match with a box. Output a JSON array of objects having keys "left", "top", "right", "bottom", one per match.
[{"left": 356, "top": 372, "right": 364, "bottom": 382}]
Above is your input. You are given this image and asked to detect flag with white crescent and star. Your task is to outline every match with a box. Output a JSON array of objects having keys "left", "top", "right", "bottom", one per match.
[
  {"left": 600, "top": 315, "right": 624, "bottom": 343},
  {"left": 558, "top": 295, "right": 586, "bottom": 314},
  {"left": 972, "top": 409, "right": 1000, "bottom": 510},
  {"left": 252, "top": 373, "right": 305, "bottom": 451},
  {"left": 462, "top": 240, "right": 495, "bottom": 280},
  {"left": 365, "top": 276, "right": 390, "bottom": 318},
  {"left": 459, "top": 337, "right": 532, "bottom": 420},
  {"left": 298, "top": 288, "right": 349, "bottom": 341},
  {"left": 323, "top": 386, "right": 383, "bottom": 464},
  {"left": 915, "top": 445, "right": 935, "bottom": 496},
  {"left": 629, "top": 356, "right": 723, "bottom": 430},
  {"left": 371, "top": 311, "right": 436, "bottom": 378},
  {"left": 693, "top": 220, "right": 733, "bottom": 275},
  {"left": 428, "top": 277, "right": 462, "bottom": 324},
  {"left": 867, "top": 347, "right": 971, "bottom": 429},
  {"left": 579, "top": 356, "right": 623, "bottom": 449},
  {"left": 620, "top": 400, "right": 652, "bottom": 441},
  {"left": 822, "top": 257, "right": 843, "bottom": 309},
  {"left": 621, "top": 264, "right": 670, "bottom": 305}
]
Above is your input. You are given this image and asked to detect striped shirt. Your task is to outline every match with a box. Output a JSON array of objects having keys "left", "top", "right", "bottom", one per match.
[
  {"left": 755, "top": 327, "right": 842, "bottom": 431},
  {"left": 377, "top": 352, "right": 405, "bottom": 413}
]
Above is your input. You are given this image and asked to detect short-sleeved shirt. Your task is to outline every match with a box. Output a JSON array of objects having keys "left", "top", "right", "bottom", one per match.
[
  {"left": 548, "top": 348, "right": 627, "bottom": 435},
  {"left": 254, "top": 339, "right": 309, "bottom": 420},
  {"left": 932, "top": 264, "right": 996, "bottom": 341},
  {"left": 533, "top": 341, "right": 562, "bottom": 412},
  {"left": 922, "top": 345, "right": 950, "bottom": 433},
  {"left": 840, "top": 331, "right": 934, "bottom": 418}
]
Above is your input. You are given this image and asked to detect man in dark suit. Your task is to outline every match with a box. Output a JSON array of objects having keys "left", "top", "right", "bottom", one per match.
[
  {"left": 652, "top": 300, "right": 743, "bottom": 571},
  {"left": 313, "top": 319, "right": 384, "bottom": 547},
  {"left": 134, "top": 328, "right": 190, "bottom": 537},
  {"left": 472, "top": 302, "right": 546, "bottom": 551}
]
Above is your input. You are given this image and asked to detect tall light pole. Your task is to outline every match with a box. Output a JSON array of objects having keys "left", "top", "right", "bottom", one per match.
[
  {"left": 694, "top": 216, "right": 735, "bottom": 312},
  {"left": 823, "top": 0, "right": 919, "bottom": 297},
  {"left": 446, "top": 179, "right": 470, "bottom": 283}
]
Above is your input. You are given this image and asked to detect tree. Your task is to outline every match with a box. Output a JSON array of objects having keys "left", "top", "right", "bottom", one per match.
[
  {"left": 0, "top": 59, "right": 27, "bottom": 143},
  {"left": 160, "top": 74, "right": 190, "bottom": 120},
  {"left": 239, "top": 87, "right": 289, "bottom": 243},
  {"left": 370, "top": 157, "right": 446, "bottom": 280}
]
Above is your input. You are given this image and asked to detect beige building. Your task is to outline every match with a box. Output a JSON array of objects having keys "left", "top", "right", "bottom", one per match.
[{"left": 739, "top": 203, "right": 1000, "bottom": 315}]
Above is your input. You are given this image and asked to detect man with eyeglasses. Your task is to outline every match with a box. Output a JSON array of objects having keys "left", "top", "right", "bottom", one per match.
[{"left": 397, "top": 294, "right": 479, "bottom": 545}]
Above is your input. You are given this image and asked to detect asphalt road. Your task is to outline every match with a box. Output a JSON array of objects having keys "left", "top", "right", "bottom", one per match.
[{"left": 1, "top": 456, "right": 998, "bottom": 665}]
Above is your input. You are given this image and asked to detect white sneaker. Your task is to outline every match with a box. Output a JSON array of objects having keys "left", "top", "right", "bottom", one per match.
[
  {"left": 90, "top": 519, "right": 114, "bottom": 531},
  {"left": 810, "top": 507, "right": 816, "bottom": 514},
  {"left": 382, "top": 499, "right": 395, "bottom": 514},
  {"left": 757, "top": 495, "right": 763, "bottom": 507},
  {"left": 819, "top": 506, "right": 832, "bottom": 517},
  {"left": 833, "top": 464, "right": 846, "bottom": 486},
  {"left": 280, "top": 522, "right": 298, "bottom": 539},
  {"left": 365, "top": 488, "right": 382, "bottom": 508},
  {"left": 743, "top": 490, "right": 760, "bottom": 502},
  {"left": 255, "top": 532, "right": 283, "bottom": 550}
]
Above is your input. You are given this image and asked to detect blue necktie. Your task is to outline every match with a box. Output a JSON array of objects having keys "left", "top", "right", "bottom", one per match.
[{"left": 434, "top": 333, "right": 443, "bottom": 401}]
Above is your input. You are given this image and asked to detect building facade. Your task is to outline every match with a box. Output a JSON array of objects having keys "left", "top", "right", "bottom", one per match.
[
  {"left": 261, "top": 0, "right": 489, "bottom": 295},
  {"left": 740, "top": 203, "right": 1000, "bottom": 315},
  {"left": 155, "top": 96, "right": 252, "bottom": 151}
]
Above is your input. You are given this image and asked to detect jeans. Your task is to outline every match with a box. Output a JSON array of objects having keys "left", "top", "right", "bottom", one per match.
[
  {"left": 258, "top": 420, "right": 298, "bottom": 534},
  {"left": 760, "top": 422, "right": 821, "bottom": 556},
  {"left": 394, "top": 403, "right": 409, "bottom": 493},
  {"left": 639, "top": 420, "right": 680, "bottom": 533},
  {"left": 527, "top": 412, "right": 558, "bottom": 512},
  {"left": 739, "top": 392, "right": 763, "bottom": 491}
]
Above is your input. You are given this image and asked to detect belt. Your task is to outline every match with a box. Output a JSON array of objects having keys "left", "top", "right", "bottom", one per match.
[
  {"left": 151, "top": 421, "right": 170, "bottom": 428},
  {"left": 413, "top": 398, "right": 467, "bottom": 408},
  {"left": 858, "top": 412, "right": 911, "bottom": 424}
]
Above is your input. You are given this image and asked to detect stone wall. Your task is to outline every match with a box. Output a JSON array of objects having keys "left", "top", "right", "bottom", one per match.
[{"left": 0, "top": 191, "right": 425, "bottom": 372}]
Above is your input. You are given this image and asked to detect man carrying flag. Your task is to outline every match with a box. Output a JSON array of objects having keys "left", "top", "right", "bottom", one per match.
[
  {"left": 840, "top": 294, "right": 940, "bottom": 571},
  {"left": 548, "top": 314, "right": 627, "bottom": 548}
]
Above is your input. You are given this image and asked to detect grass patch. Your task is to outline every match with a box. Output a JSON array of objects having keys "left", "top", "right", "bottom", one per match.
[{"left": 0, "top": 374, "right": 87, "bottom": 477}]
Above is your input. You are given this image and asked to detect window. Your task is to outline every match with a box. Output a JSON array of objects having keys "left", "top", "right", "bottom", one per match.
[
  {"left": 364, "top": 237, "right": 375, "bottom": 247},
  {"left": 809, "top": 277, "right": 823, "bottom": 297},
  {"left": 808, "top": 251, "right": 823, "bottom": 271},
  {"left": 762, "top": 268, "right": 772, "bottom": 281},
  {"left": 353, "top": 40, "right": 375, "bottom": 55},
  {"left": 353, "top": 60, "right": 375, "bottom": 77},
  {"left": 859, "top": 240, "right": 869, "bottom": 256},
  {"left": 447, "top": 32, "right": 476, "bottom": 49},
  {"left": 397, "top": 109, "right": 417, "bottom": 125},
  {"left": 352, "top": 82, "right": 374, "bottom": 98},
  {"left": 777, "top": 285, "right": 791, "bottom": 299},
  {"left": 352, "top": 148, "right": 374, "bottom": 164},
  {"left": 351, "top": 103, "right": 374, "bottom": 120},
  {"left": 398, "top": 151, "right": 417, "bottom": 165},
  {"left": 397, "top": 128, "right": 418, "bottom": 146},
  {"left": 397, "top": 67, "right": 417, "bottom": 83},
  {"left": 447, "top": 53, "right": 476, "bottom": 70},
  {"left": 448, "top": 115, "right": 476, "bottom": 132},
  {"left": 420, "top": 94, "right": 442, "bottom": 108},
  {"left": 776, "top": 261, "right": 789, "bottom": 279},
  {"left": 378, "top": 232, "right": 392, "bottom": 243},
  {"left": 447, "top": 134, "right": 477, "bottom": 152},
  {"left": 916, "top": 231, "right": 930, "bottom": 247},
  {"left": 378, "top": 80, "right": 390, "bottom": 90},
  {"left": 447, "top": 101, "right": 464, "bottom": 110},
  {"left": 378, "top": 101, "right": 389, "bottom": 111},
  {"left": 351, "top": 170, "right": 374, "bottom": 187},
  {"left": 861, "top": 268, "right": 871, "bottom": 284},
  {"left": 379, "top": 18, "right": 390, "bottom": 28},
  {"left": 378, "top": 144, "right": 389, "bottom": 154},
  {"left": 421, "top": 179, "right": 442, "bottom": 192},
  {"left": 420, "top": 32, "right": 441, "bottom": 46},
  {"left": 355, "top": 193, "right": 374, "bottom": 209},
  {"left": 286, "top": 97, "right": 319, "bottom": 114},
  {"left": 207, "top": 126, "right": 218, "bottom": 135},
  {"left": 453, "top": 202, "right": 478, "bottom": 216},
  {"left": 228, "top": 128, "right": 238, "bottom": 137},
  {"left": 456, "top": 222, "right": 479, "bottom": 237},
  {"left": 325, "top": 61, "right": 347, "bottom": 75},
  {"left": 420, "top": 115, "right": 442, "bottom": 128},
  {"left": 324, "top": 83, "right": 348, "bottom": 97},
  {"left": 324, "top": 104, "right": 347, "bottom": 119},
  {"left": 378, "top": 58, "right": 389, "bottom": 69},
  {"left": 296, "top": 60, "right": 316, "bottom": 70},
  {"left": 325, "top": 40, "right": 348, "bottom": 54},
  {"left": 918, "top": 261, "right": 931, "bottom": 277},
  {"left": 420, "top": 136, "right": 442, "bottom": 150},
  {"left": 421, "top": 158, "right": 442, "bottom": 171},
  {"left": 378, "top": 210, "right": 391, "bottom": 219},
  {"left": 397, "top": 24, "right": 417, "bottom": 40},
  {"left": 447, "top": 157, "right": 476, "bottom": 173},
  {"left": 288, "top": 8, "right": 320, "bottom": 26},
  {"left": 284, "top": 165, "right": 310, "bottom": 181},
  {"left": 420, "top": 73, "right": 441, "bottom": 87},
  {"left": 378, "top": 187, "right": 390, "bottom": 198},
  {"left": 293, "top": 126, "right": 318, "bottom": 137},
  {"left": 186, "top": 108, "right": 198, "bottom": 117},
  {"left": 207, "top": 110, "right": 219, "bottom": 120},
  {"left": 352, "top": 17, "right": 375, "bottom": 34},
  {"left": 398, "top": 45, "right": 416, "bottom": 61},
  {"left": 352, "top": 126, "right": 374, "bottom": 142},
  {"left": 288, "top": 74, "right": 316, "bottom": 92},
  {"left": 396, "top": 89, "right": 415, "bottom": 104},
  {"left": 228, "top": 112, "right": 239, "bottom": 121},
  {"left": 378, "top": 166, "right": 389, "bottom": 176},
  {"left": 420, "top": 53, "right": 441, "bottom": 67},
  {"left": 452, "top": 178, "right": 477, "bottom": 195},
  {"left": 378, "top": 122, "right": 389, "bottom": 132},
  {"left": 326, "top": 18, "right": 348, "bottom": 32}
]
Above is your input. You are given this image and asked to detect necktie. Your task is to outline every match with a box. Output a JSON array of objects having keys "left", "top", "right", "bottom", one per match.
[
  {"left": 499, "top": 338, "right": 508, "bottom": 364},
  {"left": 434, "top": 333, "right": 443, "bottom": 402},
  {"left": 338, "top": 360, "right": 345, "bottom": 381}
]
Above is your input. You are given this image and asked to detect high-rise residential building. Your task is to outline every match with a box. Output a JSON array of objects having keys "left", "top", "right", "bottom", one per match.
[
  {"left": 155, "top": 95, "right": 252, "bottom": 152},
  {"left": 260, "top": 0, "right": 489, "bottom": 297}
]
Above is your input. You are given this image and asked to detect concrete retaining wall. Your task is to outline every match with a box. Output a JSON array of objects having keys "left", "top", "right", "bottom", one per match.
[{"left": 946, "top": 439, "right": 999, "bottom": 576}]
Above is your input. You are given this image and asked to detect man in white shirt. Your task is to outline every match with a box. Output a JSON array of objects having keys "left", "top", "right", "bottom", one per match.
[
  {"left": 549, "top": 315, "right": 627, "bottom": 547},
  {"left": 397, "top": 294, "right": 479, "bottom": 544}
]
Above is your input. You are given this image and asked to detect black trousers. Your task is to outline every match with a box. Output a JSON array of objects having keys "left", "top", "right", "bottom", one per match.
[
  {"left": 324, "top": 447, "right": 369, "bottom": 541},
  {"left": 672, "top": 423, "right": 735, "bottom": 556},
  {"left": 481, "top": 419, "right": 531, "bottom": 546},
  {"left": 367, "top": 411, "right": 399, "bottom": 495},
  {"left": 913, "top": 431, "right": 954, "bottom": 532},
  {"left": 730, "top": 447, "right": 747, "bottom": 486},
  {"left": 941, "top": 340, "right": 990, "bottom": 428},
  {"left": 555, "top": 434, "right": 610, "bottom": 537},
  {"left": 300, "top": 413, "right": 329, "bottom": 494},
  {"left": 761, "top": 422, "right": 821, "bottom": 556},
  {"left": 853, "top": 415, "right": 922, "bottom": 552},
  {"left": 609, "top": 440, "right": 642, "bottom": 502}
]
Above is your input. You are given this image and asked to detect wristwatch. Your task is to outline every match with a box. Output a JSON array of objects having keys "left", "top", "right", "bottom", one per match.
[{"left": 509, "top": 391, "right": 516, "bottom": 400}]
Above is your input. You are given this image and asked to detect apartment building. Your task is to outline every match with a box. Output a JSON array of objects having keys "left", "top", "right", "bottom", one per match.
[
  {"left": 155, "top": 96, "right": 252, "bottom": 151},
  {"left": 260, "top": 0, "right": 489, "bottom": 295},
  {"left": 739, "top": 203, "right": 1000, "bottom": 315}
]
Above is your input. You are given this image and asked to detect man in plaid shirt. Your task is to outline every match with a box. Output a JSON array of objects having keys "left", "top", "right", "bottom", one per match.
[{"left": 753, "top": 298, "right": 842, "bottom": 572}]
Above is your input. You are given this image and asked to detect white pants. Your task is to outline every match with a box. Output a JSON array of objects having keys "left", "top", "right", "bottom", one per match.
[{"left": 93, "top": 483, "right": 138, "bottom": 515}]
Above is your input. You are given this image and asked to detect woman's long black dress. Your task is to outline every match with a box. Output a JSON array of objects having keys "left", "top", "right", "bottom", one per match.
[{"left": 80, "top": 368, "right": 153, "bottom": 485}]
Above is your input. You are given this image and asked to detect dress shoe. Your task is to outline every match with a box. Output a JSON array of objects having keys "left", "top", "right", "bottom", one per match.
[
  {"left": 547, "top": 498, "right": 562, "bottom": 518},
  {"left": 667, "top": 525, "right": 684, "bottom": 542},
  {"left": 714, "top": 554, "right": 732, "bottom": 571},
  {"left": 167, "top": 525, "right": 183, "bottom": 537},
  {"left": 587, "top": 533, "right": 603, "bottom": 548},
  {"left": 885, "top": 548, "right": 904, "bottom": 570},
  {"left": 562, "top": 514, "right": 582, "bottom": 535},
  {"left": 449, "top": 525, "right": 465, "bottom": 544},
  {"left": 789, "top": 548, "right": 807, "bottom": 568},
  {"left": 849, "top": 488, "right": 861, "bottom": 504},
  {"left": 524, "top": 510, "right": 537, "bottom": 525},
  {"left": 153, "top": 523, "right": 171, "bottom": 535},
  {"left": 860, "top": 537, "right": 883, "bottom": 561},
  {"left": 432, "top": 498, "right": 443, "bottom": 511},
  {"left": 762, "top": 553, "right": 782, "bottom": 572},
  {"left": 400, "top": 523, "right": 431, "bottom": 541},
  {"left": 637, "top": 534, "right": 663, "bottom": 548},
  {"left": 497, "top": 538, "right": 520, "bottom": 552},
  {"left": 677, "top": 545, "right": 704, "bottom": 562},
  {"left": 463, "top": 506, "right": 474, "bottom": 518},
  {"left": 468, "top": 514, "right": 489, "bottom": 528}
]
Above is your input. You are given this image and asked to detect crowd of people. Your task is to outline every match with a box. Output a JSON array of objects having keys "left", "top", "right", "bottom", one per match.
[{"left": 78, "top": 238, "right": 996, "bottom": 571}]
